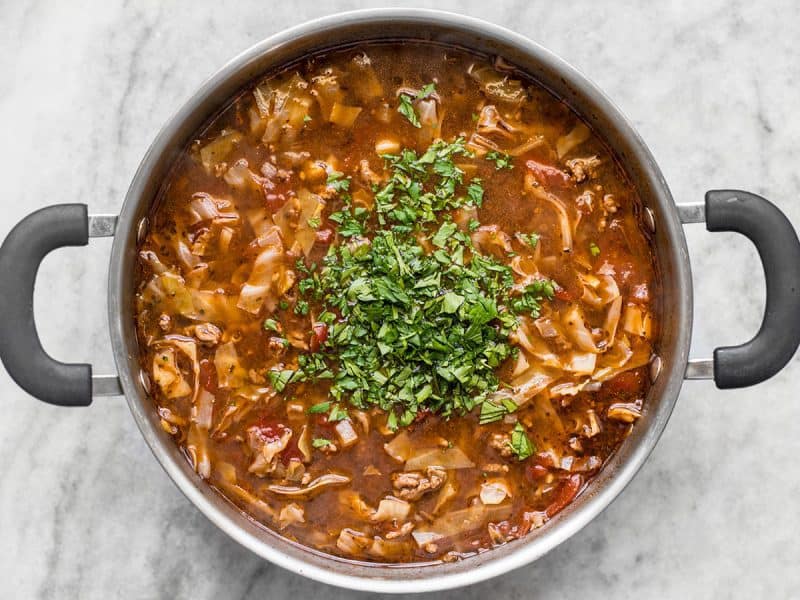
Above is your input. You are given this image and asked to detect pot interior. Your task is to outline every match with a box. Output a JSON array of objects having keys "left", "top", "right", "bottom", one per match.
[{"left": 109, "top": 9, "right": 691, "bottom": 592}]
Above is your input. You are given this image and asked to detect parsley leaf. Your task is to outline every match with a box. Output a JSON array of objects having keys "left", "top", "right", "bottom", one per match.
[
  {"left": 508, "top": 422, "right": 535, "bottom": 460},
  {"left": 486, "top": 150, "right": 513, "bottom": 170},
  {"left": 268, "top": 369, "right": 295, "bottom": 393},
  {"left": 327, "top": 171, "right": 351, "bottom": 192},
  {"left": 515, "top": 232, "right": 540, "bottom": 249},
  {"left": 308, "top": 401, "right": 331, "bottom": 414},
  {"left": 312, "top": 438, "right": 333, "bottom": 448},
  {"left": 397, "top": 94, "right": 421, "bottom": 128},
  {"left": 417, "top": 82, "right": 436, "bottom": 99}
]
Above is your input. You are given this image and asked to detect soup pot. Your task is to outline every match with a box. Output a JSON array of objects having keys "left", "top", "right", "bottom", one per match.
[{"left": 1, "top": 9, "right": 799, "bottom": 593}]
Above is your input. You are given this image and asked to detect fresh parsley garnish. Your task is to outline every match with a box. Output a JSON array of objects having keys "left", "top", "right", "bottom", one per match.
[
  {"left": 312, "top": 438, "right": 333, "bottom": 448},
  {"left": 516, "top": 232, "right": 540, "bottom": 249},
  {"left": 274, "top": 138, "right": 553, "bottom": 426},
  {"left": 263, "top": 318, "right": 280, "bottom": 332},
  {"left": 486, "top": 150, "right": 513, "bottom": 170},
  {"left": 397, "top": 83, "right": 435, "bottom": 128},
  {"left": 308, "top": 401, "right": 331, "bottom": 414},
  {"left": 327, "top": 171, "right": 351, "bottom": 193},
  {"left": 397, "top": 94, "right": 421, "bottom": 128},
  {"left": 589, "top": 242, "right": 601, "bottom": 257},
  {"left": 479, "top": 397, "right": 518, "bottom": 424},
  {"left": 268, "top": 369, "right": 295, "bottom": 393},
  {"left": 508, "top": 422, "right": 535, "bottom": 460}
]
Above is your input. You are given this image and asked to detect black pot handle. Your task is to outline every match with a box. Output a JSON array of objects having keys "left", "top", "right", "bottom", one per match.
[
  {"left": 0, "top": 204, "right": 94, "bottom": 406},
  {"left": 685, "top": 190, "right": 800, "bottom": 388}
]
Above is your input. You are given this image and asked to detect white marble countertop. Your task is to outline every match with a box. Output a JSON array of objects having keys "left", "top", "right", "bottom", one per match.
[{"left": 2, "top": 1, "right": 799, "bottom": 598}]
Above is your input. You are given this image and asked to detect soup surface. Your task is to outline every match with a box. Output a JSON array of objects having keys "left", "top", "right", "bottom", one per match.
[{"left": 134, "top": 43, "right": 659, "bottom": 563}]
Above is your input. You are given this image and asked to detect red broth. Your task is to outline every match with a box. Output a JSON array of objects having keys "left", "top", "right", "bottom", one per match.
[{"left": 134, "top": 43, "right": 658, "bottom": 563}]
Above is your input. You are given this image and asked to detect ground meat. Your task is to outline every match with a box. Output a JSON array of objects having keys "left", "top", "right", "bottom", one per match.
[
  {"left": 598, "top": 193, "right": 620, "bottom": 231},
  {"left": 489, "top": 433, "right": 513, "bottom": 458},
  {"left": 268, "top": 336, "right": 288, "bottom": 356},
  {"left": 392, "top": 466, "right": 446, "bottom": 501},
  {"left": 565, "top": 156, "right": 601, "bottom": 183},
  {"left": 194, "top": 322, "right": 221, "bottom": 345},
  {"left": 358, "top": 159, "right": 383, "bottom": 186},
  {"left": 158, "top": 314, "right": 171, "bottom": 332}
]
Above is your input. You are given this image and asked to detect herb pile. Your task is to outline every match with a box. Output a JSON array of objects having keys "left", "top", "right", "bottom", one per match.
[{"left": 270, "top": 138, "right": 552, "bottom": 430}]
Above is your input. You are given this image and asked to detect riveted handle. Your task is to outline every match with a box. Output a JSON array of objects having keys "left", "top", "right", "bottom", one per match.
[
  {"left": 0, "top": 204, "right": 93, "bottom": 405},
  {"left": 705, "top": 190, "right": 800, "bottom": 388}
]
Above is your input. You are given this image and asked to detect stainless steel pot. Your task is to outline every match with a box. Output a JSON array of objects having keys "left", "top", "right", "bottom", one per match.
[{"left": 1, "top": 9, "right": 799, "bottom": 593}]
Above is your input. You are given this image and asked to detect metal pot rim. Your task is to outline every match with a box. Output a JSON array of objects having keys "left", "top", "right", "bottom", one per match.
[{"left": 108, "top": 8, "right": 691, "bottom": 593}]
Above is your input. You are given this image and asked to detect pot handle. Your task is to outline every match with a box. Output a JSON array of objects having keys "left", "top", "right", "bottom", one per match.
[
  {"left": 681, "top": 190, "right": 800, "bottom": 388},
  {"left": 0, "top": 204, "right": 122, "bottom": 406}
]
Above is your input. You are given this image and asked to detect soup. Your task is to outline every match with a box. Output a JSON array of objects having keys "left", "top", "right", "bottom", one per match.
[{"left": 134, "top": 42, "right": 658, "bottom": 564}]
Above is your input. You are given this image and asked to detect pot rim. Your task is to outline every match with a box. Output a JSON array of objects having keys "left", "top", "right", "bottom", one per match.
[{"left": 108, "top": 8, "right": 691, "bottom": 593}]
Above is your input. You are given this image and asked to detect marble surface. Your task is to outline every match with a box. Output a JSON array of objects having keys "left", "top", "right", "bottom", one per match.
[{"left": 1, "top": 1, "right": 799, "bottom": 598}]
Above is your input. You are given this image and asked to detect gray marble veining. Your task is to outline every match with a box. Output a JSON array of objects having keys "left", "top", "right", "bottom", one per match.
[{"left": 1, "top": 1, "right": 799, "bottom": 598}]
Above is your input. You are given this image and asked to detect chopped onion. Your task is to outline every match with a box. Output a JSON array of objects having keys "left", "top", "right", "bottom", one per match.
[
  {"left": 278, "top": 503, "right": 306, "bottom": 530},
  {"left": 329, "top": 102, "right": 362, "bottom": 128},
  {"left": 371, "top": 496, "right": 411, "bottom": 522},
  {"left": 334, "top": 419, "right": 359, "bottom": 448},
  {"left": 480, "top": 480, "right": 512, "bottom": 505}
]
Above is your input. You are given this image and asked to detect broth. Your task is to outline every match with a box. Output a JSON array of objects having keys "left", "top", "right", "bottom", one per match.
[{"left": 134, "top": 42, "right": 658, "bottom": 563}]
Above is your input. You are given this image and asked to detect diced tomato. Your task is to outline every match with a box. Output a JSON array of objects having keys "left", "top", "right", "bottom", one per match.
[
  {"left": 605, "top": 370, "right": 643, "bottom": 396},
  {"left": 264, "top": 191, "right": 287, "bottom": 212},
  {"left": 545, "top": 474, "right": 582, "bottom": 518},
  {"left": 534, "top": 452, "right": 557, "bottom": 468},
  {"left": 309, "top": 322, "right": 329, "bottom": 353},
  {"left": 525, "top": 463, "right": 549, "bottom": 481},
  {"left": 253, "top": 417, "right": 287, "bottom": 440},
  {"left": 199, "top": 359, "right": 218, "bottom": 392},
  {"left": 315, "top": 229, "right": 334, "bottom": 244},
  {"left": 252, "top": 418, "right": 302, "bottom": 465},
  {"left": 552, "top": 283, "right": 576, "bottom": 302},
  {"left": 414, "top": 408, "right": 432, "bottom": 423},
  {"left": 526, "top": 159, "right": 573, "bottom": 189}
]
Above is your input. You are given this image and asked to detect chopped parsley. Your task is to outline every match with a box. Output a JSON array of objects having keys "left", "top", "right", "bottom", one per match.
[
  {"left": 294, "top": 300, "right": 310, "bottom": 316},
  {"left": 589, "top": 242, "right": 601, "bottom": 257},
  {"left": 307, "top": 216, "right": 321, "bottom": 229},
  {"left": 516, "top": 232, "right": 540, "bottom": 249},
  {"left": 485, "top": 150, "right": 514, "bottom": 170},
  {"left": 508, "top": 422, "right": 535, "bottom": 460},
  {"left": 308, "top": 401, "right": 331, "bottom": 414},
  {"left": 312, "top": 438, "right": 333, "bottom": 448},
  {"left": 277, "top": 139, "right": 553, "bottom": 426},
  {"left": 397, "top": 82, "right": 435, "bottom": 128},
  {"left": 268, "top": 369, "right": 295, "bottom": 393},
  {"left": 327, "top": 403, "right": 348, "bottom": 422},
  {"left": 327, "top": 171, "right": 351, "bottom": 193},
  {"left": 417, "top": 82, "right": 436, "bottom": 99},
  {"left": 263, "top": 318, "right": 280, "bottom": 332}
]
